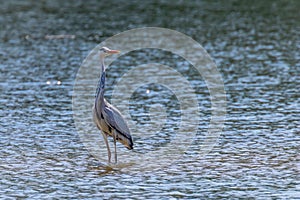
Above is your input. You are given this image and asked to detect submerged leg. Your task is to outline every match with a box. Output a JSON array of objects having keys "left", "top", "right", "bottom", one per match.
[
  {"left": 113, "top": 130, "right": 117, "bottom": 163},
  {"left": 102, "top": 132, "right": 111, "bottom": 163}
]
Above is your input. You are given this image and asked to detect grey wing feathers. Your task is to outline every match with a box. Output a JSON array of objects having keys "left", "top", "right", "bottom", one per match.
[
  {"left": 103, "top": 99, "right": 133, "bottom": 149},
  {"left": 103, "top": 100, "right": 130, "bottom": 133}
]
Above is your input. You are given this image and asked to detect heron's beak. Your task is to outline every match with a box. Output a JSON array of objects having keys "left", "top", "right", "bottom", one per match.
[{"left": 108, "top": 49, "right": 120, "bottom": 54}]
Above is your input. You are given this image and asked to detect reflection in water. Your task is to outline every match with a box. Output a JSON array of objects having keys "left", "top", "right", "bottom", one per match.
[{"left": 0, "top": 0, "right": 299, "bottom": 199}]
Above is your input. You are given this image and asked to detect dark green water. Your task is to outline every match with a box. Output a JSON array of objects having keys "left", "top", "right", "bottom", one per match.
[{"left": 1, "top": 0, "right": 299, "bottom": 199}]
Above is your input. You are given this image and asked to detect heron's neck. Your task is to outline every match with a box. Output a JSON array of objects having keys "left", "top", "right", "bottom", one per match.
[
  {"left": 94, "top": 56, "right": 106, "bottom": 110},
  {"left": 100, "top": 56, "right": 106, "bottom": 72}
]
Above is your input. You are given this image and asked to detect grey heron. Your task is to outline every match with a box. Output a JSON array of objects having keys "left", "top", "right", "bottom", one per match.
[{"left": 93, "top": 47, "right": 133, "bottom": 164}]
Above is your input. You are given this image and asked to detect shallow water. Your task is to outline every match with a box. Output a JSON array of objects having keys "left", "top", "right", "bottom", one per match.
[{"left": 1, "top": 0, "right": 299, "bottom": 199}]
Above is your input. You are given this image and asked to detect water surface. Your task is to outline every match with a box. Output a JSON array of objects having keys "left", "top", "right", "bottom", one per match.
[{"left": 1, "top": 0, "right": 299, "bottom": 199}]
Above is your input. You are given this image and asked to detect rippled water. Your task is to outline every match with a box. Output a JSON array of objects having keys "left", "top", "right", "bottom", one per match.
[{"left": 1, "top": 0, "right": 299, "bottom": 199}]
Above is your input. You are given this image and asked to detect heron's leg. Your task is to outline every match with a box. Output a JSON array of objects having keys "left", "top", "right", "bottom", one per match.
[
  {"left": 113, "top": 130, "right": 117, "bottom": 163},
  {"left": 102, "top": 132, "right": 111, "bottom": 163}
]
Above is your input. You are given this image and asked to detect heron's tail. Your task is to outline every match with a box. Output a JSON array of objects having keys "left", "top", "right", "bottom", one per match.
[{"left": 116, "top": 130, "right": 133, "bottom": 150}]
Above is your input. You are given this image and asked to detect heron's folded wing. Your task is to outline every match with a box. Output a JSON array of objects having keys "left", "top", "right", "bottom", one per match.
[{"left": 103, "top": 102, "right": 131, "bottom": 138}]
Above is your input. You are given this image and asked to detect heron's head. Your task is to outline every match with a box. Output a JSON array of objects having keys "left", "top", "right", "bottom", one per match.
[{"left": 99, "top": 47, "right": 120, "bottom": 58}]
